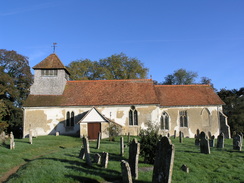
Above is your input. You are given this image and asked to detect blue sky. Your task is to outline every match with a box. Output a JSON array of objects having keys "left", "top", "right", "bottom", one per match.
[{"left": 1, "top": 0, "right": 243, "bottom": 90}]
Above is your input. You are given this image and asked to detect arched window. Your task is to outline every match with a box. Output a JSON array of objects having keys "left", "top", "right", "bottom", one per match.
[
  {"left": 129, "top": 106, "right": 138, "bottom": 126},
  {"left": 201, "top": 108, "right": 210, "bottom": 126},
  {"left": 66, "top": 111, "right": 70, "bottom": 126},
  {"left": 180, "top": 110, "right": 188, "bottom": 127},
  {"left": 71, "top": 111, "right": 75, "bottom": 127},
  {"left": 161, "top": 112, "right": 169, "bottom": 130}
]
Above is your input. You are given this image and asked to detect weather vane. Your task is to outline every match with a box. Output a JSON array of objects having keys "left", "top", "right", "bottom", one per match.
[{"left": 52, "top": 43, "right": 57, "bottom": 53}]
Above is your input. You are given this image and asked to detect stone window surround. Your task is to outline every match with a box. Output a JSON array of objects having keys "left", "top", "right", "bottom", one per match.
[{"left": 129, "top": 106, "right": 138, "bottom": 126}]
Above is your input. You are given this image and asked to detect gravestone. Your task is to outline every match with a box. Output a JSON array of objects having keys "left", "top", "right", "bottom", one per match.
[
  {"left": 174, "top": 130, "right": 176, "bottom": 139},
  {"left": 167, "top": 133, "right": 170, "bottom": 138},
  {"left": 196, "top": 129, "right": 200, "bottom": 137},
  {"left": 79, "top": 147, "right": 85, "bottom": 159},
  {"left": 217, "top": 133, "right": 224, "bottom": 148},
  {"left": 129, "top": 138, "right": 140, "bottom": 180},
  {"left": 179, "top": 131, "right": 183, "bottom": 143},
  {"left": 82, "top": 136, "right": 92, "bottom": 166},
  {"left": 94, "top": 153, "right": 101, "bottom": 165},
  {"left": 120, "top": 136, "right": 124, "bottom": 157},
  {"left": 0, "top": 131, "right": 6, "bottom": 145},
  {"left": 96, "top": 132, "right": 101, "bottom": 149},
  {"left": 233, "top": 134, "right": 242, "bottom": 151},
  {"left": 121, "top": 160, "right": 133, "bottom": 183},
  {"left": 10, "top": 132, "right": 15, "bottom": 150},
  {"left": 55, "top": 132, "right": 59, "bottom": 136},
  {"left": 127, "top": 132, "right": 130, "bottom": 144},
  {"left": 29, "top": 130, "right": 33, "bottom": 144},
  {"left": 101, "top": 152, "right": 109, "bottom": 168},
  {"left": 195, "top": 134, "right": 200, "bottom": 146},
  {"left": 200, "top": 131, "right": 210, "bottom": 154},
  {"left": 209, "top": 135, "right": 215, "bottom": 147},
  {"left": 181, "top": 164, "right": 189, "bottom": 173},
  {"left": 152, "top": 136, "right": 175, "bottom": 183}
]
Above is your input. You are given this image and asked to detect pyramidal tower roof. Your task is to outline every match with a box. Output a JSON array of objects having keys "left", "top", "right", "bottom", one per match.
[{"left": 33, "top": 54, "right": 69, "bottom": 73}]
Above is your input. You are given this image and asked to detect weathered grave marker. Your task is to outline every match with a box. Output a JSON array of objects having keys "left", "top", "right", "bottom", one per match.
[
  {"left": 129, "top": 138, "right": 140, "bottom": 180},
  {"left": 29, "top": 130, "right": 33, "bottom": 144},
  {"left": 82, "top": 136, "right": 92, "bottom": 166},
  {"left": 79, "top": 147, "right": 85, "bottom": 159},
  {"left": 121, "top": 160, "right": 133, "bottom": 183},
  {"left": 0, "top": 131, "right": 6, "bottom": 145},
  {"left": 152, "top": 136, "right": 175, "bottom": 183},
  {"left": 195, "top": 134, "right": 200, "bottom": 146},
  {"left": 217, "top": 133, "right": 224, "bottom": 148},
  {"left": 10, "top": 132, "right": 15, "bottom": 150},
  {"left": 127, "top": 132, "right": 130, "bottom": 144},
  {"left": 101, "top": 152, "right": 109, "bottom": 168},
  {"left": 181, "top": 164, "right": 189, "bottom": 173},
  {"left": 209, "top": 135, "right": 215, "bottom": 147},
  {"left": 94, "top": 153, "right": 101, "bottom": 165},
  {"left": 179, "top": 131, "right": 183, "bottom": 143},
  {"left": 233, "top": 134, "right": 242, "bottom": 151},
  {"left": 200, "top": 131, "right": 210, "bottom": 154},
  {"left": 120, "top": 136, "right": 124, "bottom": 156},
  {"left": 96, "top": 132, "right": 101, "bottom": 149},
  {"left": 55, "top": 132, "right": 59, "bottom": 136}
]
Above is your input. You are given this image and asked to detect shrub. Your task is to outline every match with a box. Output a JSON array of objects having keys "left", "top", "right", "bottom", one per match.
[
  {"left": 139, "top": 121, "right": 160, "bottom": 164},
  {"left": 106, "top": 122, "right": 122, "bottom": 141}
]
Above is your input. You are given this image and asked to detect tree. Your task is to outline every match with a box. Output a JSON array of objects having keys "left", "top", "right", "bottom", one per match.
[
  {"left": 218, "top": 88, "right": 244, "bottom": 134},
  {"left": 99, "top": 53, "right": 148, "bottom": 80},
  {"left": 67, "top": 53, "right": 148, "bottom": 80},
  {"left": 163, "top": 69, "right": 198, "bottom": 85},
  {"left": 0, "top": 49, "right": 32, "bottom": 136}
]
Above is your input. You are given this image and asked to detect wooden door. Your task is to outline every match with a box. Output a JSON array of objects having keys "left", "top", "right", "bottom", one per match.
[{"left": 88, "top": 123, "right": 101, "bottom": 139}]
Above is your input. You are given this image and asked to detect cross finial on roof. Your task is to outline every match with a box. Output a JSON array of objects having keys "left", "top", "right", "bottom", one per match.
[{"left": 52, "top": 43, "right": 57, "bottom": 53}]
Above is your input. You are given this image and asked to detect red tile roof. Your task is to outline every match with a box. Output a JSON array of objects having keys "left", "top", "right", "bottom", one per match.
[
  {"left": 154, "top": 85, "right": 225, "bottom": 106},
  {"left": 24, "top": 79, "right": 159, "bottom": 107},
  {"left": 33, "top": 54, "right": 70, "bottom": 74}
]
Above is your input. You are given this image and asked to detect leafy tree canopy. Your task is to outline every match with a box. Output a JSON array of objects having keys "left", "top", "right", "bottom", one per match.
[
  {"left": 163, "top": 68, "right": 198, "bottom": 85},
  {"left": 218, "top": 88, "right": 244, "bottom": 134},
  {"left": 67, "top": 53, "right": 148, "bottom": 80},
  {"left": 0, "top": 49, "right": 32, "bottom": 134}
]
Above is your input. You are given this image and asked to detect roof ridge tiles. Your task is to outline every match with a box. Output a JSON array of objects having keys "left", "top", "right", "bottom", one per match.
[
  {"left": 155, "top": 84, "right": 210, "bottom": 87},
  {"left": 68, "top": 79, "right": 153, "bottom": 83}
]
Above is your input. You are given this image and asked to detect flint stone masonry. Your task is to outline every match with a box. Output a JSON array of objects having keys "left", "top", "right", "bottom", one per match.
[
  {"left": 129, "top": 138, "right": 140, "bottom": 180},
  {"left": 200, "top": 131, "right": 210, "bottom": 154},
  {"left": 152, "top": 136, "right": 175, "bottom": 183},
  {"left": 82, "top": 136, "right": 92, "bottom": 166},
  {"left": 217, "top": 133, "right": 224, "bottom": 148},
  {"left": 121, "top": 160, "right": 133, "bottom": 183}
]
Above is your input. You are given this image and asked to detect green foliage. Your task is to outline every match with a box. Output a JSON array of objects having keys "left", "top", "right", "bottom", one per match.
[
  {"left": 0, "top": 49, "right": 32, "bottom": 135},
  {"left": 163, "top": 68, "right": 198, "bottom": 85},
  {"left": 106, "top": 122, "right": 122, "bottom": 141},
  {"left": 218, "top": 87, "right": 244, "bottom": 134},
  {"left": 67, "top": 53, "right": 148, "bottom": 80},
  {"left": 139, "top": 122, "right": 160, "bottom": 164}
]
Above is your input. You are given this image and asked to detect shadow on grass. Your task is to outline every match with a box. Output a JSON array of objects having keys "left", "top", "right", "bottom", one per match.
[{"left": 64, "top": 175, "right": 100, "bottom": 183}]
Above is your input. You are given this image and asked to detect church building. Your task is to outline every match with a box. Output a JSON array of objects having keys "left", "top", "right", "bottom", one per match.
[{"left": 23, "top": 54, "right": 230, "bottom": 139}]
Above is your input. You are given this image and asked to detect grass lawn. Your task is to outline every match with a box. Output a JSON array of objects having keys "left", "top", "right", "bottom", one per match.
[{"left": 0, "top": 135, "right": 243, "bottom": 183}]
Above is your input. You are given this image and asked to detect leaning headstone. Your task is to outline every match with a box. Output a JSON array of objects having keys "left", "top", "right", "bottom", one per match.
[
  {"left": 121, "top": 160, "right": 133, "bottom": 183},
  {"left": 79, "top": 147, "right": 85, "bottom": 159},
  {"left": 96, "top": 132, "right": 101, "bottom": 149},
  {"left": 195, "top": 134, "right": 200, "bottom": 146},
  {"left": 10, "top": 132, "right": 15, "bottom": 150},
  {"left": 29, "top": 130, "right": 33, "bottom": 144},
  {"left": 181, "top": 164, "right": 189, "bottom": 173},
  {"left": 129, "top": 138, "right": 140, "bottom": 180},
  {"left": 179, "top": 131, "right": 183, "bottom": 143},
  {"left": 101, "top": 152, "right": 109, "bottom": 168},
  {"left": 152, "top": 136, "right": 175, "bottom": 183},
  {"left": 82, "top": 136, "right": 92, "bottom": 166},
  {"left": 209, "top": 135, "right": 215, "bottom": 147},
  {"left": 233, "top": 134, "right": 242, "bottom": 151},
  {"left": 94, "top": 153, "right": 101, "bottom": 165},
  {"left": 217, "top": 133, "right": 224, "bottom": 148},
  {"left": 200, "top": 131, "right": 210, "bottom": 154},
  {"left": 120, "top": 136, "right": 124, "bottom": 156}
]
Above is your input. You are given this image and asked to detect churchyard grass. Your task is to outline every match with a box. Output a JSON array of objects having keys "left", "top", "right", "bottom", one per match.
[{"left": 0, "top": 136, "right": 243, "bottom": 183}]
